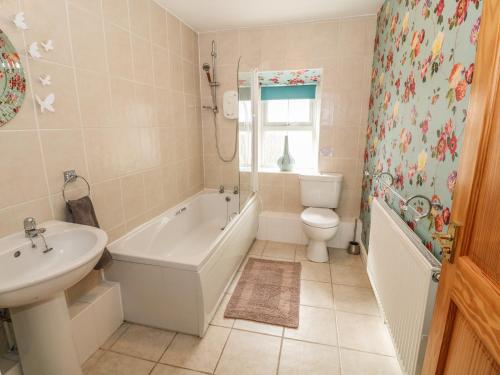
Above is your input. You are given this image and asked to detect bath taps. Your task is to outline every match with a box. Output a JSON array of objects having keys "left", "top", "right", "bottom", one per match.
[
  {"left": 23, "top": 217, "right": 52, "bottom": 253},
  {"left": 219, "top": 185, "right": 225, "bottom": 194},
  {"left": 233, "top": 186, "right": 239, "bottom": 195}
]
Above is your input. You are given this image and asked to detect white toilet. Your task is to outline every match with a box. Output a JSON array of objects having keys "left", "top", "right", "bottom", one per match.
[{"left": 299, "top": 173, "right": 343, "bottom": 262}]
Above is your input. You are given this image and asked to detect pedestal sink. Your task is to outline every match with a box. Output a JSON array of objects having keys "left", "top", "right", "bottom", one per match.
[{"left": 0, "top": 220, "right": 108, "bottom": 375}]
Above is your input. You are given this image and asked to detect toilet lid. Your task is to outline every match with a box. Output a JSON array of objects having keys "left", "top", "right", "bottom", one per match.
[{"left": 301, "top": 207, "right": 339, "bottom": 229}]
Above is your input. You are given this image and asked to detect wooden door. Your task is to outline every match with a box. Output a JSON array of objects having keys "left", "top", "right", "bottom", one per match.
[{"left": 422, "top": 0, "right": 500, "bottom": 374}]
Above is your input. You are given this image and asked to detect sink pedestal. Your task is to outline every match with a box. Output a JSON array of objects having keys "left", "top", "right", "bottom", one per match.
[{"left": 10, "top": 292, "right": 82, "bottom": 375}]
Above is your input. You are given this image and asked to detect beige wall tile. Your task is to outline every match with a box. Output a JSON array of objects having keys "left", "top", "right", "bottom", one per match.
[
  {"left": 68, "top": 0, "right": 101, "bottom": 15},
  {"left": 121, "top": 173, "right": 146, "bottom": 220},
  {"left": 169, "top": 53, "right": 184, "bottom": 92},
  {"left": 143, "top": 168, "right": 165, "bottom": 210},
  {"left": 102, "top": 0, "right": 130, "bottom": 29},
  {"left": 40, "top": 129, "right": 88, "bottom": 194},
  {"left": 134, "top": 83, "right": 156, "bottom": 127},
  {"left": 155, "top": 88, "right": 172, "bottom": 126},
  {"left": 68, "top": 4, "right": 107, "bottom": 73},
  {"left": 75, "top": 69, "right": 113, "bottom": 127},
  {"left": 0, "top": 131, "right": 48, "bottom": 208},
  {"left": 162, "top": 164, "right": 179, "bottom": 207},
  {"left": 129, "top": 0, "right": 151, "bottom": 39},
  {"left": 167, "top": 13, "right": 181, "bottom": 56},
  {"left": 153, "top": 46, "right": 170, "bottom": 88},
  {"left": 132, "top": 35, "right": 154, "bottom": 84},
  {"left": 181, "top": 24, "right": 196, "bottom": 63},
  {"left": 110, "top": 77, "right": 136, "bottom": 127},
  {"left": 105, "top": 22, "right": 134, "bottom": 80},
  {"left": 84, "top": 127, "right": 123, "bottom": 182},
  {"left": 150, "top": 2, "right": 168, "bottom": 48}
]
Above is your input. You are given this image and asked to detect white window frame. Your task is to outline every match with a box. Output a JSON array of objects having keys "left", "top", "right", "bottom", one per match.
[{"left": 258, "top": 97, "right": 319, "bottom": 171}]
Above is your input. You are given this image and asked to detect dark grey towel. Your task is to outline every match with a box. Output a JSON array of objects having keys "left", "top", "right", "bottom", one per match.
[{"left": 66, "top": 196, "right": 112, "bottom": 270}]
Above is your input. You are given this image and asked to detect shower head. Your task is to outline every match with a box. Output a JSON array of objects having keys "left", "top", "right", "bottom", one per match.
[{"left": 202, "top": 63, "right": 210, "bottom": 72}]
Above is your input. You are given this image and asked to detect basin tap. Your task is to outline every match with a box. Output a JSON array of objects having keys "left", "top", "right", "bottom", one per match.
[
  {"left": 23, "top": 217, "right": 51, "bottom": 252},
  {"left": 24, "top": 217, "right": 45, "bottom": 238}
]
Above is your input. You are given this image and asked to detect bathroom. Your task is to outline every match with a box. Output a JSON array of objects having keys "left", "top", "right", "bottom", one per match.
[{"left": 0, "top": 0, "right": 498, "bottom": 374}]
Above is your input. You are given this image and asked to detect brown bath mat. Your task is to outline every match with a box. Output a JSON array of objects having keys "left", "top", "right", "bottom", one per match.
[{"left": 224, "top": 258, "right": 301, "bottom": 328}]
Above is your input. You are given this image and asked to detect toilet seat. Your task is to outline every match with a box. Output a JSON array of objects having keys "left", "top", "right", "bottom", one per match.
[{"left": 301, "top": 207, "right": 339, "bottom": 229}]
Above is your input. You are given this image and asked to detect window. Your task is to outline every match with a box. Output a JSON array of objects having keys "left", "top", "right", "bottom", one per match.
[{"left": 260, "top": 98, "right": 318, "bottom": 170}]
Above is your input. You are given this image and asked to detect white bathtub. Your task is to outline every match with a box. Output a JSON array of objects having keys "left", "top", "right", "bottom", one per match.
[{"left": 105, "top": 190, "right": 259, "bottom": 336}]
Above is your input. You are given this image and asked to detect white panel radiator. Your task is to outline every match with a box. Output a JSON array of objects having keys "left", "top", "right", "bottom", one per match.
[{"left": 367, "top": 198, "right": 441, "bottom": 375}]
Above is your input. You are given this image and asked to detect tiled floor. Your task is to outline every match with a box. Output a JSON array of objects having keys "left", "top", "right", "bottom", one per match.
[{"left": 83, "top": 241, "right": 402, "bottom": 375}]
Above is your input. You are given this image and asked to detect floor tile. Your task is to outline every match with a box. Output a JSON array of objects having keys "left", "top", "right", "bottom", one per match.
[
  {"left": 333, "top": 284, "right": 380, "bottom": 316},
  {"left": 215, "top": 330, "right": 281, "bottom": 375},
  {"left": 211, "top": 294, "right": 235, "bottom": 328},
  {"left": 284, "top": 305, "right": 337, "bottom": 346},
  {"left": 248, "top": 240, "right": 266, "bottom": 256},
  {"left": 278, "top": 339, "right": 340, "bottom": 375},
  {"left": 294, "top": 245, "right": 308, "bottom": 261},
  {"left": 300, "top": 280, "right": 334, "bottom": 308},
  {"left": 161, "top": 325, "right": 230, "bottom": 373},
  {"left": 262, "top": 241, "right": 296, "bottom": 260},
  {"left": 151, "top": 364, "right": 207, "bottom": 375},
  {"left": 82, "top": 349, "right": 106, "bottom": 374},
  {"left": 101, "top": 322, "right": 129, "bottom": 349},
  {"left": 331, "top": 264, "right": 371, "bottom": 288},
  {"left": 340, "top": 348, "right": 402, "bottom": 375},
  {"left": 111, "top": 324, "right": 175, "bottom": 361},
  {"left": 227, "top": 272, "right": 242, "bottom": 294},
  {"left": 336, "top": 311, "right": 395, "bottom": 356},
  {"left": 329, "top": 248, "right": 364, "bottom": 268},
  {"left": 84, "top": 350, "right": 155, "bottom": 375},
  {"left": 233, "top": 319, "right": 284, "bottom": 336},
  {"left": 300, "top": 261, "right": 331, "bottom": 283}
]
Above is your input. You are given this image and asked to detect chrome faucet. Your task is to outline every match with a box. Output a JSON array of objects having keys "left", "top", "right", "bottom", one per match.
[
  {"left": 23, "top": 217, "right": 52, "bottom": 252},
  {"left": 219, "top": 185, "right": 225, "bottom": 194}
]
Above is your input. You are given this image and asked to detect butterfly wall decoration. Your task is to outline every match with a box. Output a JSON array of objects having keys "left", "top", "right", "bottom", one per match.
[{"left": 35, "top": 93, "right": 55, "bottom": 113}]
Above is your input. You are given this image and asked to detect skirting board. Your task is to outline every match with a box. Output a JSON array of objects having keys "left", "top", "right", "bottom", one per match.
[{"left": 257, "top": 211, "right": 362, "bottom": 249}]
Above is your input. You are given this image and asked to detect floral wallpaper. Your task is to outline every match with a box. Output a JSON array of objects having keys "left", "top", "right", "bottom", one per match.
[{"left": 361, "top": 0, "right": 483, "bottom": 261}]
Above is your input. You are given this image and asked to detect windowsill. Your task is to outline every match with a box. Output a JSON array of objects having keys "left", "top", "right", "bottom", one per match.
[{"left": 258, "top": 167, "right": 318, "bottom": 175}]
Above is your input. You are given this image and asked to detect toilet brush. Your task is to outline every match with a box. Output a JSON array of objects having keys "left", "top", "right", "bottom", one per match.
[{"left": 347, "top": 219, "right": 361, "bottom": 255}]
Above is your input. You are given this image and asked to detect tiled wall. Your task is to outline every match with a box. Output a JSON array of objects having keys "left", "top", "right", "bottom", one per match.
[
  {"left": 0, "top": 0, "right": 203, "bottom": 240},
  {"left": 198, "top": 16, "right": 376, "bottom": 220}
]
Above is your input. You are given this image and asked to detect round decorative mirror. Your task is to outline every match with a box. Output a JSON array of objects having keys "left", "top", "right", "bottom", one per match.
[{"left": 0, "top": 28, "right": 26, "bottom": 127}]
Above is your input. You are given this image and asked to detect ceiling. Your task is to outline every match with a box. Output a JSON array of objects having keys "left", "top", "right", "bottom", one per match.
[{"left": 156, "top": 0, "right": 383, "bottom": 32}]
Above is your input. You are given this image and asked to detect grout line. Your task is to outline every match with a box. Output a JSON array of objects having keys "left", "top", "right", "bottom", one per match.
[
  {"left": 275, "top": 335, "right": 284, "bottom": 375},
  {"left": 106, "top": 348, "right": 158, "bottom": 364},
  {"left": 212, "top": 326, "right": 233, "bottom": 374},
  {"left": 102, "top": 323, "right": 131, "bottom": 351},
  {"left": 329, "top": 255, "right": 344, "bottom": 375},
  {"left": 155, "top": 331, "right": 177, "bottom": 364},
  {"left": 17, "top": 0, "right": 55, "bottom": 219},
  {"left": 230, "top": 326, "right": 283, "bottom": 339},
  {"left": 64, "top": 0, "right": 93, "bottom": 194}
]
